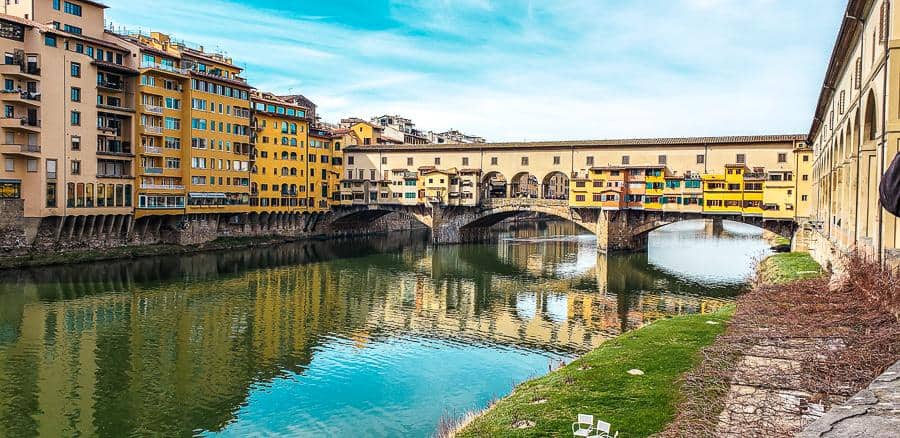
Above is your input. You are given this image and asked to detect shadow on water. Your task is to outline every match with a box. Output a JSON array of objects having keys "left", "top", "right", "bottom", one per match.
[{"left": 0, "top": 220, "right": 765, "bottom": 437}]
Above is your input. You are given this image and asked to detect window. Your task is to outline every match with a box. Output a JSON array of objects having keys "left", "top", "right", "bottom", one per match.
[
  {"left": 658, "top": 155, "right": 667, "bottom": 165},
  {"left": 621, "top": 155, "right": 629, "bottom": 165},
  {"left": 53, "top": 0, "right": 61, "bottom": 10},
  {"left": 63, "top": 24, "right": 82, "bottom": 35},
  {"left": 586, "top": 156, "right": 594, "bottom": 166},
  {"left": 407, "top": 157, "right": 413, "bottom": 166},
  {"left": 553, "top": 156, "right": 560, "bottom": 165},
  {"left": 736, "top": 154, "right": 746, "bottom": 164},
  {"left": 803, "top": 155, "right": 810, "bottom": 162},
  {"left": 491, "top": 157, "right": 498, "bottom": 165},
  {"left": 3, "top": 158, "right": 12, "bottom": 171},
  {"left": 696, "top": 154, "right": 705, "bottom": 164},
  {"left": 521, "top": 157, "right": 529, "bottom": 166},
  {"left": 347, "top": 156, "right": 354, "bottom": 165},
  {"left": 435, "top": 157, "right": 441, "bottom": 165},
  {"left": 46, "top": 183, "right": 57, "bottom": 207},
  {"left": 70, "top": 87, "right": 81, "bottom": 102},
  {"left": 71, "top": 160, "right": 81, "bottom": 175},
  {"left": 70, "top": 62, "right": 80, "bottom": 77},
  {"left": 70, "top": 111, "right": 81, "bottom": 126},
  {"left": 45, "top": 35, "right": 57, "bottom": 47},
  {"left": 802, "top": 174, "right": 809, "bottom": 181},
  {"left": 462, "top": 157, "right": 469, "bottom": 166},
  {"left": 801, "top": 195, "right": 808, "bottom": 201},
  {"left": 64, "top": 1, "right": 83, "bottom": 16},
  {"left": 71, "top": 136, "right": 80, "bottom": 151},
  {"left": 575, "top": 195, "right": 586, "bottom": 202},
  {"left": 381, "top": 157, "right": 388, "bottom": 165},
  {"left": 27, "top": 159, "right": 37, "bottom": 172}
]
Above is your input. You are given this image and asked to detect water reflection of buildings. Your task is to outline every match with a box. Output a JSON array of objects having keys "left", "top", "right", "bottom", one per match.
[{"left": 0, "top": 229, "right": 731, "bottom": 437}]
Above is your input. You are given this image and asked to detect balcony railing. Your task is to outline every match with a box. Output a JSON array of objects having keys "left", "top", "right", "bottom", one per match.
[
  {"left": 140, "top": 61, "right": 188, "bottom": 75},
  {"left": 3, "top": 144, "right": 41, "bottom": 153},
  {"left": 142, "top": 104, "right": 164, "bottom": 114},
  {"left": 0, "top": 63, "right": 40, "bottom": 77},
  {"left": 97, "top": 141, "right": 132, "bottom": 156},
  {"left": 141, "top": 183, "right": 184, "bottom": 190},
  {"left": 97, "top": 173, "right": 133, "bottom": 179},
  {"left": 97, "top": 80, "right": 125, "bottom": 91},
  {"left": 143, "top": 167, "right": 163, "bottom": 174},
  {"left": 142, "top": 145, "right": 162, "bottom": 154},
  {"left": 1, "top": 90, "right": 41, "bottom": 102},
  {"left": 142, "top": 125, "right": 163, "bottom": 134}
]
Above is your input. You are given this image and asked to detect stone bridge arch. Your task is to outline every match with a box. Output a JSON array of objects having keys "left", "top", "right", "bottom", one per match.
[
  {"left": 325, "top": 205, "right": 433, "bottom": 236},
  {"left": 431, "top": 199, "right": 601, "bottom": 243}
]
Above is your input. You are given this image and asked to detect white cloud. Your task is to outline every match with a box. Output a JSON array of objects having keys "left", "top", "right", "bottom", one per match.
[{"left": 104, "top": 0, "right": 846, "bottom": 141}]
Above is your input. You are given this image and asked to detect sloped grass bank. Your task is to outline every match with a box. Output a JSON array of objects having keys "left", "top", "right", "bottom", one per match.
[{"left": 456, "top": 308, "right": 734, "bottom": 437}]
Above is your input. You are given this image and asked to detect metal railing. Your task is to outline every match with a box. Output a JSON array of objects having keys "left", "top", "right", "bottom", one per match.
[
  {"left": 141, "top": 183, "right": 184, "bottom": 190},
  {"left": 142, "top": 125, "right": 163, "bottom": 134},
  {"left": 143, "top": 167, "right": 163, "bottom": 174},
  {"left": 142, "top": 104, "right": 164, "bottom": 114},
  {"left": 142, "top": 145, "right": 162, "bottom": 154},
  {"left": 140, "top": 61, "right": 188, "bottom": 75}
]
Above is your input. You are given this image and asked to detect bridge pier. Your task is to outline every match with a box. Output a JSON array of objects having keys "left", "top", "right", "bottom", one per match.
[{"left": 704, "top": 218, "right": 725, "bottom": 237}]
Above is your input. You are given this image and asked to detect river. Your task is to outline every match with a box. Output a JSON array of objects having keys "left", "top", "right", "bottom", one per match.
[{"left": 0, "top": 219, "right": 772, "bottom": 437}]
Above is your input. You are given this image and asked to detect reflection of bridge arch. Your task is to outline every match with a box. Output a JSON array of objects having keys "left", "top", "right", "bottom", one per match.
[
  {"left": 482, "top": 171, "right": 508, "bottom": 199},
  {"left": 542, "top": 171, "right": 569, "bottom": 200}
]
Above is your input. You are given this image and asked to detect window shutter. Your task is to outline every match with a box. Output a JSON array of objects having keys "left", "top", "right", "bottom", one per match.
[{"left": 855, "top": 57, "right": 862, "bottom": 89}]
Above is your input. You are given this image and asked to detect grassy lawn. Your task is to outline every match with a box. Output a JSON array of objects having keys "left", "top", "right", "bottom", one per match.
[
  {"left": 772, "top": 236, "right": 791, "bottom": 247},
  {"left": 456, "top": 307, "right": 734, "bottom": 438},
  {"left": 759, "top": 252, "right": 822, "bottom": 284}
]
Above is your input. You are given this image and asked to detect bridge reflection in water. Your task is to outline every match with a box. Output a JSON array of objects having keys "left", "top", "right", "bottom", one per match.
[{"left": 0, "top": 221, "right": 757, "bottom": 437}]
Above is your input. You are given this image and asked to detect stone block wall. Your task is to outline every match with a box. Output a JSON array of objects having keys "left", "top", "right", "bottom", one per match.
[{"left": 0, "top": 199, "right": 27, "bottom": 253}]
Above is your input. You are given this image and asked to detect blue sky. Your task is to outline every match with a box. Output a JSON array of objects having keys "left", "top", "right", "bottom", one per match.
[{"left": 104, "top": 0, "right": 846, "bottom": 142}]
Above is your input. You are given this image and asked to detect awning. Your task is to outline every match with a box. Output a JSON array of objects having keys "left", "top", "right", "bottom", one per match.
[
  {"left": 189, "top": 192, "right": 226, "bottom": 199},
  {"left": 0, "top": 179, "right": 22, "bottom": 183}
]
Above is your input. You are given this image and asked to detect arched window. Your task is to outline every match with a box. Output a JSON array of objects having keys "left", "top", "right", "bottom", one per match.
[
  {"left": 85, "top": 183, "right": 94, "bottom": 207},
  {"left": 76, "top": 183, "right": 85, "bottom": 208},
  {"left": 281, "top": 137, "right": 288, "bottom": 145},
  {"left": 290, "top": 123, "right": 297, "bottom": 134},
  {"left": 282, "top": 167, "right": 288, "bottom": 175},
  {"left": 290, "top": 168, "right": 297, "bottom": 176},
  {"left": 290, "top": 138, "right": 297, "bottom": 146},
  {"left": 864, "top": 90, "right": 878, "bottom": 142},
  {"left": 97, "top": 183, "right": 105, "bottom": 207},
  {"left": 67, "top": 182, "right": 76, "bottom": 208},
  {"left": 281, "top": 151, "right": 288, "bottom": 160},
  {"left": 290, "top": 152, "right": 297, "bottom": 160}
]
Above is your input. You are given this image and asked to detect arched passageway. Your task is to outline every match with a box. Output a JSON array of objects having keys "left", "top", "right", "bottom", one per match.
[
  {"left": 482, "top": 172, "right": 508, "bottom": 199},
  {"left": 542, "top": 171, "right": 569, "bottom": 200},
  {"left": 510, "top": 172, "right": 539, "bottom": 199}
]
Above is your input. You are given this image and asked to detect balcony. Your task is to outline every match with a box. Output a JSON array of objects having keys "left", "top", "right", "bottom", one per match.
[
  {"left": 97, "top": 80, "right": 125, "bottom": 93},
  {"left": 281, "top": 191, "right": 299, "bottom": 198},
  {"left": 98, "top": 173, "right": 133, "bottom": 179},
  {"left": 143, "top": 167, "right": 163, "bottom": 175},
  {"left": 0, "top": 117, "right": 40, "bottom": 132},
  {"left": 140, "top": 61, "right": 188, "bottom": 76},
  {"left": 142, "top": 125, "right": 163, "bottom": 135},
  {"left": 141, "top": 183, "right": 184, "bottom": 191},
  {"left": 97, "top": 102, "right": 135, "bottom": 114},
  {"left": 0, "top": 143, "right": 40, "bottom": 157},
  {"left": 97, "top": 141, "right": 133, "bottom": 157},
  {"left": 142, "top": 145, "right": 163, "bottom": 155},
  {"left": 97, "top": 125, "right": 119, "bottom": 137},
  {"left": 1, "top": 90, "right": 41, "bottom": 106},
  {"left": 0, "top": 63, "right": 40, "bottom": 80},
  {"left": 142, "top": 104, "right": 164, "bottom": 115}
]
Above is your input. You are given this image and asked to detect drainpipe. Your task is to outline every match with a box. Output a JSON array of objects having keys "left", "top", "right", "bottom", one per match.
[
  {"left": 850, "top": 13, "right": 865, "bottom": 245},
  {"left": 878, "top": 3, "right": 891, "bottom": 264}
]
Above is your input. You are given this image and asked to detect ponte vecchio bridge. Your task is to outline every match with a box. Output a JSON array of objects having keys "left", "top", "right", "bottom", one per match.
[{"left": 329, "top": 135, "right": 812, "bottom": 252}]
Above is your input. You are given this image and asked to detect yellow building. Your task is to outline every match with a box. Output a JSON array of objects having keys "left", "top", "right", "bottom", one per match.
[
  {"left": 249, "top": 91, "right": 310, "bottom": 213},
  {"left": 419, "top": 168, "right": 455, "bottom": 204},
  {"left": 115, "top": 31, "right": 252, "bottom": 216},
  {"left": 642, "top": 166, "right": 666, "bottom": 210},
  {"left": 308, "top": 126, "right": 337, "bottom": 212},
  {"left": 702, "top": 164, "right": 745, "bottom": 215}
]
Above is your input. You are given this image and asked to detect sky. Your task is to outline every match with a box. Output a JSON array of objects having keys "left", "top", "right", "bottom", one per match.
[{"left": 103, "top": 0, "right": 847, "bottom": 142}]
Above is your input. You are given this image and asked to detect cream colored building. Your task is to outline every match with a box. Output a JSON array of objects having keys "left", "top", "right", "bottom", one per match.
[
  {"left": 807, "top": 0, "right": 900, "bottom": 265},
  {"left": 0, "top": 0, "right": 136, "bottom": 223}
]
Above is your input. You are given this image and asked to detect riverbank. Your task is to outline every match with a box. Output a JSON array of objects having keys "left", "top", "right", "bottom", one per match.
[
  {"left": 0, "top": 234, "right": 321, "bottom": 270},
  {"left": 453, "top": 307, "right": 734, "bottom": 437},
  {"left": 661, "top": 252, "right": 900, "bottom": 436}
]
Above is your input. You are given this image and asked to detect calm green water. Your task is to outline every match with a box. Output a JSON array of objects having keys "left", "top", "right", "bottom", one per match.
[{"left": 0, "top": 220, "right": 771, "bottom": 437}]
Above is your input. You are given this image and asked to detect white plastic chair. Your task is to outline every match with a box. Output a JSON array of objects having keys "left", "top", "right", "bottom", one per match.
[
  {"left": 572, "top": 414, "right": 594, "bottom": 437},
  {"left": 588, "top": 420, "right": 618, "bottom": 438}
]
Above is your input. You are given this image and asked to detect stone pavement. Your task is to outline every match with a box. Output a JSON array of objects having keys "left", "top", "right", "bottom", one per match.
[{"left": 798, "top": 360, "right": 900, "bottom": 438}]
